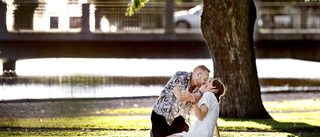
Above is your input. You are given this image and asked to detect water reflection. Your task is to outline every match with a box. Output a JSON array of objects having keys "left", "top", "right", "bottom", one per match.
[
  {"left": 1, "top": 83, "right": 164, "bottom": 100},
  {"left": 0, "top": 75, "right": 169, "bottom": 100},
  {"left": 1, "top": 58, "right": 320, "bottom": 100},
  {"left": 14, "top": 58, "right": 214, "bottom": 76}
]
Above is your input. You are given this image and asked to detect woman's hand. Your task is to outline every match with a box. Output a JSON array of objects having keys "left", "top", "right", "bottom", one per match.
[
  {"left": 180, "top": 90, "right": 195, "bottom": 103},
  {"left": 174, "top": 86, "right": 193, "bottom": 102}
]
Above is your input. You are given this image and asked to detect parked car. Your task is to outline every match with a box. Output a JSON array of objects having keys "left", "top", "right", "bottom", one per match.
[{"left": 174, "top": 4, "right": 202, "bottom": 29}]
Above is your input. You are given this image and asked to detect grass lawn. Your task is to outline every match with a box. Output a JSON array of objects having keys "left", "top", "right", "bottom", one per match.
[
  {"left": 0, "top": 131, "right": 319, "bottom": 137},
  {"left": 0, "top": 99, "right": 319, "bottom": 136}
]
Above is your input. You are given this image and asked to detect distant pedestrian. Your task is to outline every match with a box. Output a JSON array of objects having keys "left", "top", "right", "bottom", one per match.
[{"left": 150, "top": 65, "right": 211, "bottom": 137}]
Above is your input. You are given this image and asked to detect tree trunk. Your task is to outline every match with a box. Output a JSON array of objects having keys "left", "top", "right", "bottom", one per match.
[{"left": 201, "top": 0, "right": 271, "bottom": 118}]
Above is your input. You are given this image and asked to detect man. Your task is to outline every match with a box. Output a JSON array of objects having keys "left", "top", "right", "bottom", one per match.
[{"left": 151, "top": 65, "right": 210, "bottom": 137}]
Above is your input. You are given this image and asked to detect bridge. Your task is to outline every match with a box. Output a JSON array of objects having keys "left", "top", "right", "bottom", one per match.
[{"left": 0, "top": 1, "right": 320, "bottom": 75}]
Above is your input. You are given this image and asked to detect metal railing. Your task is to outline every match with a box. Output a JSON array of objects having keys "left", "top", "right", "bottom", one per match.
[
  {"left": 2, "top": 1, "right": 201, "bottom": 33},
  {"left": 256, "top": 2, "right": 320, "bottom": 34},
  {"left": 5, "top": 1, "right": 84, "bottom": 32},
  {"left": 2, "top": 1, "right": 320, "bottom": 35},
  {"left": 93, "top": 2, "right": 165, "bottom": 33}
]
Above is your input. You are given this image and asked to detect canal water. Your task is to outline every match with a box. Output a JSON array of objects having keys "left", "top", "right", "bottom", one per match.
[{"left": 1, "top": 58, "right": 320, "bottom": 100}]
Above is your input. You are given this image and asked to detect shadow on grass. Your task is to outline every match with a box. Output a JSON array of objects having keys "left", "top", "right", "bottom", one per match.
[{"left": 221, "top": 117, "right": 320, "bottom": 133}]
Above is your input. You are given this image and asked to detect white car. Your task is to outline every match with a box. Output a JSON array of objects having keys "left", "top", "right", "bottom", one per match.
[{"left": 174, "top": 4, "right": 203, "bottom": 29}]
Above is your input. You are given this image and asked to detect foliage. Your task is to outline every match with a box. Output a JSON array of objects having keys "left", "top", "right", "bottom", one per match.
[{"left": 126, "top": 0, "right": 149, "bottom": 16}]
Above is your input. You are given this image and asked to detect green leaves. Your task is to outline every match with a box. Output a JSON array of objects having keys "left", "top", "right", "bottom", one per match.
[{"left": 126, "top": 0, "right": 149, "bottom": 16}]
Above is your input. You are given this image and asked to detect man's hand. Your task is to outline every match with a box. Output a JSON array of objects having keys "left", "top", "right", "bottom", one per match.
[{"left": 200, "top": 84, "right": 218, "bottom": 93}]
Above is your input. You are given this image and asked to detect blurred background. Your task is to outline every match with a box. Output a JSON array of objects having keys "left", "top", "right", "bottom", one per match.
[{"left": 0, "top": 0, "right": 319, "bottom": 101}]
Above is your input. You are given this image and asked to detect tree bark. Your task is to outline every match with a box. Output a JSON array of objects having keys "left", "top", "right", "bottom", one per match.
[{"left": 201, "top": 0, "right": 271, "bottom": 118}]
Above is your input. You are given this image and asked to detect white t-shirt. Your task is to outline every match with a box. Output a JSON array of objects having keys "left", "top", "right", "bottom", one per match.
[{"left": 175, "top": 92, "right": 219, "bottom": 137}]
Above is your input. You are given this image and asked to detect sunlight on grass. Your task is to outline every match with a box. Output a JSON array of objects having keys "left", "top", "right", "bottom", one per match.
[
  {"left": 92, "top": 108, "right": 152, "bottom": 115},
  {"left": 272, "top": 112, "right": 320, "bottom": 127},
  {"left": 89, "top": 99, "right": 320, "bottom": 115},
  {"left": 0, "top": 131, "right": 149, "bottom": 137},
  {"left": 221, "top": 131, "right": 318, "bottom": 137},
  {"left": 0, "top": 112, "right": 319, "bottom": 132},
  {"left": 218, "top": 111, "right": 320, "bottom": 132},
  {"left": 0, "top": 131, "right": 317, "bottom": 137},
  {"left": 0, "top": 116, "right": 151, "bottom": 130},
  {"left": 0, "top": 99, "right": 320, "bottom": 136},
  {"left": 217, "top": 118, "right": 272, "bottom": 131},
  {"left": 264, "top": 99, "right": 320, "bottom": 112}
]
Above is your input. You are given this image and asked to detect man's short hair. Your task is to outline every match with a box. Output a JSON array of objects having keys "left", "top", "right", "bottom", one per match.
[{"left": 193, "top": 65, "right": 210, "bottom": 73}]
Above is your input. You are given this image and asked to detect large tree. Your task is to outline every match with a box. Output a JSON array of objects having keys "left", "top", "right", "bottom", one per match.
[
  {"left": 128, "top": 0, "right": 271, "bottom": 119},
  {"left": 201, "top": 0, "right": 270, "bottom": 118}
]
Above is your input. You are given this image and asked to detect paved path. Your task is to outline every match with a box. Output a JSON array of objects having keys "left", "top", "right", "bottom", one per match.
[{"left": 0, "top": 92, "right": 319, "bottom": 118}]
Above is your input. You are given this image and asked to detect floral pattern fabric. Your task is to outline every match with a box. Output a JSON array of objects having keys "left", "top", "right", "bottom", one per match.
[{"left": 152, "top": 71, "right": 198, "bottom": 126}]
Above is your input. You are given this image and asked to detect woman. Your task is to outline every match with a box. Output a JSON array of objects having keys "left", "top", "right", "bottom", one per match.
[{"left": 167, "top": 78, "right": 225, "bottom": 137}]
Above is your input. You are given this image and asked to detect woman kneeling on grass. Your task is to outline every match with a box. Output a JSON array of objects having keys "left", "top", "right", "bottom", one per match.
[{"left": 168, "top": 78, "right": 225, "bottom": 137}]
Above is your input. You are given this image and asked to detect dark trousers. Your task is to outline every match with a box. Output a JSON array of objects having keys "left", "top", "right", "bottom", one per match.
[{"left": 150, "top": 111, "right": 189, "bottom": 137}]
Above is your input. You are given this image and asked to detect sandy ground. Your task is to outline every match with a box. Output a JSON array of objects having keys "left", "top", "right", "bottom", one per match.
[{"left": 0, "top": 92, "right": 319, "bottom": 118}]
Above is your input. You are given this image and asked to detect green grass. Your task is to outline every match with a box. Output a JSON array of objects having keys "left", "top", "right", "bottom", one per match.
[
  {"left": 0, "top": 112, "right": 319, "bottom": 132},
  {"left": 0, "top": 131, "right": 318, "bottom": 137},
  {"left": 263, "top": 99, "right": 320, "bottom": 112},
  {"left": 0, "top": 131, "right": 148, "bottom": 137},
  {"left": 0, "top": 99, "right": 319, "bottom": 136},
  {"left": 218, "top": 112, "right": 320, "bottom": 132},
  {"left": 221, "top": 132, "right": 320, "bottom": 137},
  {"left": 92, "top": 99, "right": 320, "bottom": 115},
  {"left": 0, "top": 116, "right": 151, "bottom": 130},
  {"left": 92, "top": 108, "right": 152, "bottom": 115}
]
